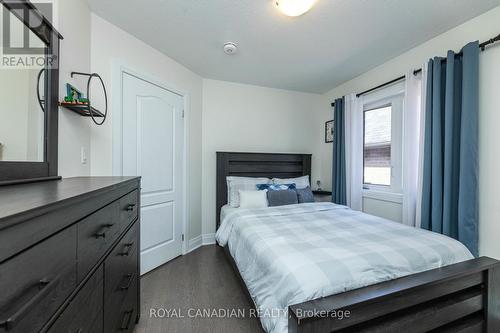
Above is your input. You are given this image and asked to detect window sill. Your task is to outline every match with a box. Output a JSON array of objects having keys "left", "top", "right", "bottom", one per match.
[{"left": 362, "top": 189, "right": 403, "bottom": 204}]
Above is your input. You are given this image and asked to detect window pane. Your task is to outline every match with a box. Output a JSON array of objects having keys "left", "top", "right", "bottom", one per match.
[{"left": 364, "top": 106, "right": 391, "bottom": 186}]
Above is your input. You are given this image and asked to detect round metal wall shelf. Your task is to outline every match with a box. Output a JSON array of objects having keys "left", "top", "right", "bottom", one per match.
[{"left": 59, "top": 71, "right": 108, "bottom": 126}]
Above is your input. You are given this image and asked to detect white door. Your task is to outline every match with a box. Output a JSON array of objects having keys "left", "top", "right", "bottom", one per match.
[{"left": 121, "top": 72, "right": 184, "bottom": 275}]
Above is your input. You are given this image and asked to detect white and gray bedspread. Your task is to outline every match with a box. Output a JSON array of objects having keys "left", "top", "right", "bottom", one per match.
[{"left": 215, "top": 202, "right": 473, "bottom": 333}]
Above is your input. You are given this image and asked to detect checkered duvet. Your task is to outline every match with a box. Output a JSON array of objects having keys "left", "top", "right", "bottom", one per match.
[{"left": 215, "top": 202, "right": 473, "bottom": 333}]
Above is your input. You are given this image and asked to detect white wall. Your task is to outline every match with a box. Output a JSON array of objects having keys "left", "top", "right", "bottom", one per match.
[
  {"left": 363, "top": 196, "right": 402, "bottom": 222},
  {"left": 320, "top": 6, "right": 500, "bottom": 259},
  {"left": 56, "top": 0, "right": 92, "bottom": 177},
  {"left": 89, "top": 14, "right": 203, "bottom": 241},
  {"left": 201, "top": 79, "right": 323, "bottom": 235}
]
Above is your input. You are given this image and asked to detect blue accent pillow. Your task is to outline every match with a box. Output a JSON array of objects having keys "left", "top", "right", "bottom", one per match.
[
  {"left": 296, "top": 187, "right": 315, "bottom": 203},
  {"left": 267, "top": 189, "right": 298, "bottom": 207},
  {"left": 256, "top": 183, "right": 296, "bottom": 191}
]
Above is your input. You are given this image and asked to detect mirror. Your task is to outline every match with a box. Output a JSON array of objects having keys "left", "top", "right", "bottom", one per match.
[
  {"left": 0, "top": 68, "right": 45, "bottom": 162},
  {"left": 0, "top": 0, "right": 62, "bottom": 184},
  {"left": 0, "top": 7, "right": 47, "bottom": 162}
]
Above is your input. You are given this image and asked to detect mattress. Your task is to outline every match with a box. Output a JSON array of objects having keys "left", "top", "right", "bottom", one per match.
[{"left": 215, "top": 202, "right": 473, "bottom": 333}]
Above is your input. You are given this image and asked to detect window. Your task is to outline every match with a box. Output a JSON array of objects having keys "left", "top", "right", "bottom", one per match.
[
  {"left": 363, "top": 106, "right": 392, "bottom": 186},
  {"left": 362, "top": 93, "right": 403, "bottom": 194}
]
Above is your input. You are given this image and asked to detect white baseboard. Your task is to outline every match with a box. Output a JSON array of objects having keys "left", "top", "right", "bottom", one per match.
[
  {"left": 202, "top": 233, "right": 215, "bottom": 245},
  {"left": 187, "top": 235, "right": 202, "bottom": 254},
  {"left": 186, "top": 233, "right": 216, "bottom": 254}
]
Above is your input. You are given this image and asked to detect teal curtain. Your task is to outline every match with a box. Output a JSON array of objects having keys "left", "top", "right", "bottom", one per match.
[
  {"left": 420, "top": 42, "right": 479, "bottom": 256},
  {"left": 332, "top": 97, "right": 346, "bottom": 205}
]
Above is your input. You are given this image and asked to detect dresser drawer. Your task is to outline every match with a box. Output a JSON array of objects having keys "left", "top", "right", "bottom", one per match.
[
  {"left": 77, "top": 201, "right": 120, "bottom": 282},
  {"left": 118, "top": 190, "right": 139, "bottom": 232},
  {"left": 104, "top": 222, "right": 138, "bottom": 333},
  {"left": 47, "top": 265, "right": 103, "bottom": 333},
  {"left": 106, "top": 278, "right": 138, "bottom": 333},
  {"left": 104, "top": 221, "right": 138, "bottom": 301},
  {"left": 0, "top": 226, "right": 77, "bottom": 333}
]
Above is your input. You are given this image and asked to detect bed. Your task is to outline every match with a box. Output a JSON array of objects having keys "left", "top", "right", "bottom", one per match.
[{"left": 215, "top": 152, "right": 500, "bottom": 333}]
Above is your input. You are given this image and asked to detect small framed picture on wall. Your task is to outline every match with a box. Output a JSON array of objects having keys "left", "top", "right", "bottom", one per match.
[{"left": 325, "top": 120, "right": 334, "bottom": 143}]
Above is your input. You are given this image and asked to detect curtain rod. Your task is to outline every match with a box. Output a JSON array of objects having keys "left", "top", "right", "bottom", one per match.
[{"left": 331, "top": 33, "right": 500, "bottom": 107}]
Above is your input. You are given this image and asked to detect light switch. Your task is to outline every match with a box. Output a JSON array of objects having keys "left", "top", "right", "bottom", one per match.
[{"left": 81, "top": 147, "right": 87, "bottom": 165}]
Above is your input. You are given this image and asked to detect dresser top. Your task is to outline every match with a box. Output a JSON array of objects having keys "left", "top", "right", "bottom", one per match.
[{"left": 0, "top": 177, "right": 140, "bottom": 227}]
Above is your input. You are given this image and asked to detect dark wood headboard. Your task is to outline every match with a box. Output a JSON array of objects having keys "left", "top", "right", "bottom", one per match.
[{"left": 216, "top": 152, "right": 312, "bottom": 229}]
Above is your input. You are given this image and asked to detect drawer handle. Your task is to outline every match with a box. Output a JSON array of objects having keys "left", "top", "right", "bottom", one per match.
[
  {"left": 120, "top": 274, "right": 134, "bottom": 290},
  {"left": 94, "top": 224, "right": 114, "bottom": 239},
  {"left": 120, "top": 242, "right": 134, "bottom": 256},
  {"left": 125, "top": 204, "right": 136, "bottom": 212},
  {"left": 0, "top": 277, "right": 59, "bottom": 331},
  {"left": 120, "top": 309, "right": 134, "bottom": 331}
]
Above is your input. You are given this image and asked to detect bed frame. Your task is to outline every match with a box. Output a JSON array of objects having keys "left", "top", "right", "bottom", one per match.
[
  {"left": 216, "top": 151, "right": 500, "bottom": 333},
  {"left": 216, "top": 152, "right": 311, "bottom": 229}
]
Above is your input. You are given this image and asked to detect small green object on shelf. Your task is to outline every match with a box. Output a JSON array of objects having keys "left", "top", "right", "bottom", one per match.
[
  {"left": 66, "top": 83, "right": 83, "bottom": 100},
  {"left": 64, "top": 84, "right": 90, "bottom": 104}
]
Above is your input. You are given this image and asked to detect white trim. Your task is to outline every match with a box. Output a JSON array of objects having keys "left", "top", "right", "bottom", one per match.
[
  {"left": 111, "top": 61, "right": 190, "bottom": 255},
  {"left": 362, "top": 80, "right": 405, "bottom": 106},
  {"left": 362, "top": 89, "right": 405, "bottom": 195},
  {"left": 202, "top": 233, "right": 216, "bottom": 245},
  {"left": 187, "top": 235, "right": 203, "bottom": 254},
  {"left": 186, "top": 233, "right": 216, "bottom": 254},
  {"left": 362, "top": 189, "right": 403, "bottom": 204}
]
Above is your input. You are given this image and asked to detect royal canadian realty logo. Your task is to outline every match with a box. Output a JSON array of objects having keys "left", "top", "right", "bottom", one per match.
[{"left": 1, "top": 1, "right": 57, "bottom": 69}]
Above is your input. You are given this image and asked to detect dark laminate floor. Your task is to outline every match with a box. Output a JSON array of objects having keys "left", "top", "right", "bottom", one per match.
[{"left": 134, "top": 245, "right": 263, "bottom": 333}]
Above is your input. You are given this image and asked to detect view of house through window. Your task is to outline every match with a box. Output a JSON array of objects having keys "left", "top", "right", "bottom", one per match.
[{"left": 363, "top": 105, "right": 392, "bottom": 186}]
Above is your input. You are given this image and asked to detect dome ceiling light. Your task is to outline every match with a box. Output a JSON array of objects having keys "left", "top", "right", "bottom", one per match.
[{"left": 274, "top": 0, "right": 317, "bottom": 17}]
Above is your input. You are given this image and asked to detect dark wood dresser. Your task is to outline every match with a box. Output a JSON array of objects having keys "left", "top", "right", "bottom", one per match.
[{"left": 0, "top": 177, "right": 141, "bottom": 333}]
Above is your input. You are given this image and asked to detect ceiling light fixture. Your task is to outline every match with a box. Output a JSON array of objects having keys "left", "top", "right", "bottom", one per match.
[{"left": 274, "top": 0, "right": 317, "bottom": 17}]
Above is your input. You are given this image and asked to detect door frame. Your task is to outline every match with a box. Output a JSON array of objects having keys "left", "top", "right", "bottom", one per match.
[{"left": 111, "top": 62, "right": 189, "bottom": 255}]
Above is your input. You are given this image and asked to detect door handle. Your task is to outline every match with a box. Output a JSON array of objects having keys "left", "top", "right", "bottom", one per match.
[
  {"left": 0, "top": 277, "right": 60, "bottom": 331},
  {"left": 125, "top": 204, "right": 136, "bottom": 212}
]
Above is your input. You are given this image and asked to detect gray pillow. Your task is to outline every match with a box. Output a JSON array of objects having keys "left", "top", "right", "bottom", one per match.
[
  {"left": 267, "top": 189, "right": 298, "bottom": 207},
  {"left": 296, "top": 187, "right": 315, "bottom": 203}
]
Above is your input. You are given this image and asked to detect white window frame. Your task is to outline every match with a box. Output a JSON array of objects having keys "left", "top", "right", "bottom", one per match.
[{"left": 361, "top": 82, "right": 405, "bottom": 197}]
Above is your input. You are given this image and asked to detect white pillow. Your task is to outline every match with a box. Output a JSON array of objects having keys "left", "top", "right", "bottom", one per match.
[
  {"left": 239, "top": 190, "right": 268, "bottom": 209},
  {"left": 226, "top": 176, "right": 271, "bottom": 207},
  {"left": 273, "top": 175, "right": 310, "bottom": 189}
]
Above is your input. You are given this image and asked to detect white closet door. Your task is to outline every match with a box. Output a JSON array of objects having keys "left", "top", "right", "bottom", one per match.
[{"left": 122, "top": 72, "right": 184, "bottom": 275}]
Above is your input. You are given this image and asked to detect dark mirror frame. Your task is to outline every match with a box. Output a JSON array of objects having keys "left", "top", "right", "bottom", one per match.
[{"left": 0, "top": 0, "right": 63, "bottom": 185}]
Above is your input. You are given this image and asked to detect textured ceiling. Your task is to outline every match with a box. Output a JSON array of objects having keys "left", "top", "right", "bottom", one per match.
[{"left": 86, "top": 0, "right": 500, "bottom": 93}]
